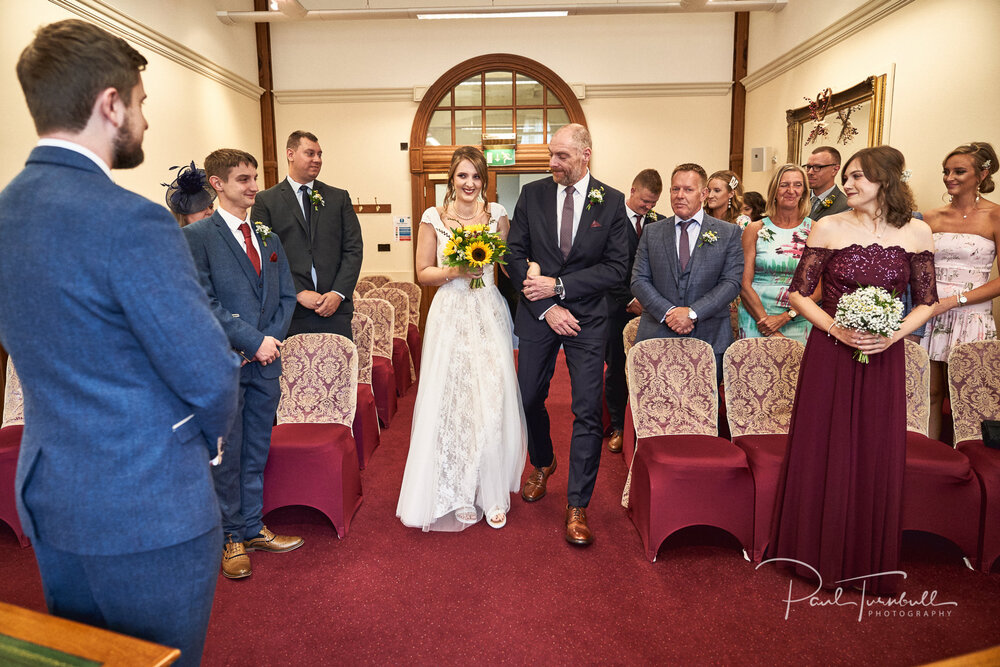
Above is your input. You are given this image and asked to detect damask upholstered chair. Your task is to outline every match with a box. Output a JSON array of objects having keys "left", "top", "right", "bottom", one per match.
[
  {"left": 354, "top": 297, "right": 397, "bottom": 426},
  {"left": 386, "top": 280, "right": 422, "bottom": 376},
  {"left": 948, "top": 340, "right": 1000, "bottom": 572},
  {"left": 355, "top": 280, "right": 377, "bottom": 297},
  {"left": 350, "top": 312, "right": 380, "bottom": 469},
  {"left": 621, "top": 317, "right": 641, "bottom": 467},
  {"left": 264, "top": 334, "right": 363, "bottom": 537},
  {"left": 900, "top": 341, "right": 981, "bottom": 568},
  {"left": 364, "top": 274, "right": 391, "bottom": 288},
  {"left": 722, "top": 337, "right": 804, "bottom": 561},
  {"left": 624, "top": 338, "right": 754, "bottom": 562},
  {"left": 0, "top": 362, "right": 29, "bottom": 546},
  {"left": 367, "top": 287, "right": 414, "bottom": 394}
]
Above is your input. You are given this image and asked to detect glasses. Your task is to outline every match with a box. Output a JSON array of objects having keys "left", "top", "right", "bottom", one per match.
[{"left": 802, "top": 163, "right": 837, "bottom": 171}]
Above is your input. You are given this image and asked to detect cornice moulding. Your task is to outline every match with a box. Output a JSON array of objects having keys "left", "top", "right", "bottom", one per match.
[
  {"left": 275, "top": 88, "right": 417, "bottom": 104},
  {"left": 585, "top": 82, "right": 732, "bottom": 98},
  {"left": 742, "top": 0, "right": 914, "bottom": 92},
  {"left": 49, "top": 0, "right": 263, "bottom": 100}
]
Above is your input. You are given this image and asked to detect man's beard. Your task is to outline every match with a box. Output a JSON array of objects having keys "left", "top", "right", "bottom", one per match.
[{"left": 111, "top": 116, "right": 144, "bottom": 169}]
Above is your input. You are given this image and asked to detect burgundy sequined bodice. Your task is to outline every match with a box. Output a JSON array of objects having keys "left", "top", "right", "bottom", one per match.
[{"left": 790, "top": 243, "right": 937, "bottom": 316}]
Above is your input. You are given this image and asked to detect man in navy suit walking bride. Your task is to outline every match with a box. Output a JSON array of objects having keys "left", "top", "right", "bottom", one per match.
[{"left": 507, "top": 123, "right": 629, "bottom": 545}]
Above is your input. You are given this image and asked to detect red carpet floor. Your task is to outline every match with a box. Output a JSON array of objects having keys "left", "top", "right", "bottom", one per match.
[{"left": 1, "top": 352, "right": 998, "bottom": 665}]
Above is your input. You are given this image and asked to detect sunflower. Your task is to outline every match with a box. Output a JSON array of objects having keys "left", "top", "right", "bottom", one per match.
[
  {"left": 466, "top": 240, "right": 493, "bottom": 267},
  {"left": 442, "top": 239, "right": 457, "bottom": 258}
]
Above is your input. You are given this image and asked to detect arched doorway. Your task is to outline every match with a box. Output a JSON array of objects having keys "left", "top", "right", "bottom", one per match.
[{"left": 409, "top": 54, "right": 587, "bottom": 328}]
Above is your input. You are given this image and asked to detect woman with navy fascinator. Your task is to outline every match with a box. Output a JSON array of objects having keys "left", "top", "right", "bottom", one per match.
[{"left": 162, "top": 161, "right": 216, "bottom": 226}]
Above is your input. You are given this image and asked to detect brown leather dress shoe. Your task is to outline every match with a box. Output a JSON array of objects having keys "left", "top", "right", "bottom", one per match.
[
  {"left": 521, "top": 459, "right": 557, "bottom": 502},
  {"left": 565, "top": 505, "right": 594, "bottom": 545},
  {"left": 222, "top": 538, "right": 252, "bottom": 579},
  {"left": 244, "top": 525, "right": 304, "bottom": 553},
  {"left": 607, "top": 430, "right": 624, "bottom": 453}
]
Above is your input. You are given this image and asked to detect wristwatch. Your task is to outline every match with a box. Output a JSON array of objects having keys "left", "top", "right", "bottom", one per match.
[
  {"left": 688, "top": 308, "right": 698, "bottom": 322},
  {"left": 957, "top": 292, "right": 968, "bottom": 305},
  {"left": 787, "top": 308, "right": 798, "bottom": 319},
  {"left": 553, "top": 278, "right": 565, "bottom": 298}
]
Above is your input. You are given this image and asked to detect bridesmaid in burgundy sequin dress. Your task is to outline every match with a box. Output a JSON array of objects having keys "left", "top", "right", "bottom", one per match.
[{"left": 768, "top": 147, "right": 938, "bottom": 594}]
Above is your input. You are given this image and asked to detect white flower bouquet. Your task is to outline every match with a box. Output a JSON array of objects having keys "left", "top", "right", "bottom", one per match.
[{"left": 833, "top": 286, "right": 904, "bottom": 363}]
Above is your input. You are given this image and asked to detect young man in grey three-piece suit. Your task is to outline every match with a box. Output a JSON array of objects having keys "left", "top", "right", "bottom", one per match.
[
  {"left": 184, "top": 149, "right": 299, "bottom": 580},
  {"left": 631, "top": 163, "right": 744, "bottom": 379}
]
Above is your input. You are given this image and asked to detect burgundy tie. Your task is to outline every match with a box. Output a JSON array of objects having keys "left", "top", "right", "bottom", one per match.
[
  {"left": 635, "top": 213, "right": 643, "bottom": 239},
  {"left": 239, "top": 222, "right": 261, "bottom": 276},
  {"left": 678, "top": 220, "right": 693, "bottom": 271},
  {"left": 560, "top": 185, "right": 575, "bottom": 259}
]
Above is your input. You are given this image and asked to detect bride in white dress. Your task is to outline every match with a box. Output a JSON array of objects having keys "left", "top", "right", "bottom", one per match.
[{"left": 396, "top": 146, "right": 527, "bottom": 531}]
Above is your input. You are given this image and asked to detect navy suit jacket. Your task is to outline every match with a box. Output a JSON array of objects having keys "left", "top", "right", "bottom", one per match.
[
  {"left": 183, "top": 212, "right": 296, "bottom": 380},
  {"left": 507, "top": 175, "right": 629, "bottom": 339},
  {"left": 251, "top": 179, "right": 363, "bottom": 323},
  {"left": 0, "top": 146, "right": 240, "bottom": 555},
  {"left": 608, "top": 210, "right": 667, "bottom": 308},
  {"left": 631, "top": 213, "right": 743, "bottom": 354}
]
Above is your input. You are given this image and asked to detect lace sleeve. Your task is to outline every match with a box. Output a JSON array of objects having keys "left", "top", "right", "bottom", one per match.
[
  {"left": 788, "top": 246, "right": 834, "bottom": 296},
  {"left": 908, "top": 250, "right": 938, "bottom": 306}
]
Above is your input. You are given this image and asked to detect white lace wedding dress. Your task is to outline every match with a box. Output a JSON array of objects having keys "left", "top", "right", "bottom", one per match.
[{"left": 396, "top": 203, "right": 527, "bottom": 531}]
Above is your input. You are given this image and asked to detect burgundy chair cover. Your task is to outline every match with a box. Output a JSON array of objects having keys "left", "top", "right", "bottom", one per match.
[
  {"left": 406, "top": 323, "right": 422, "bottom": 378},
  {"left": 391, "top": 338, "right": 412, "bottom": 396},
  {"left": 355, "top": 298, "right": 397, "bottom": 427},
  {"left": 948, "top": 340, "right": 1000, "bottom": 572},
  {"left": 368, "top": 287, "right": 413, "bottom": 395},
  {"left": 371, "top": 358, "right": 397, "bottom": 427},
  {"left": 264, "top": 334, "right": 363, "bottom": 536},
  {"left": 351, "top": 312, "right": 380, "bottom": 469},
  {"left": 899, "top": 341, "right": 981, "bottom": 565},
  {"left": 0, "top": 425, "right": 28, "bottom": 546},
  {"left": 626, "top": 338, "right": 754, "bottom": 562},
  {"left": 386, "top": 281, "right": 423, "bottom": 378},
  {"left": 722, "top": 337, "right": 804, "bottom": 561}
]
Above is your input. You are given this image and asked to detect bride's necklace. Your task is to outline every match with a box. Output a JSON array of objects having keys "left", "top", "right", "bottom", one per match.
[
  {"left": 451, "top": 203, "right": 480, "bottom": 221},
  {"left": 951, "top": 194, "right": 981, "bottom": 220}
]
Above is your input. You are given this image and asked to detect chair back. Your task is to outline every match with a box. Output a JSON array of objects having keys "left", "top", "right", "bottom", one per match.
[
  {"left": 623, "top": 317, "right": 640, "bottom": 358},
  {"left": 368, "top": 287, "right": 409, "bottom": 340},
  {"left": 277, "top": 334, "right": 358, "bottom": 427},
  {"left": 354, "top": 298, "right": 394, "bottom": 360},
  {"left": 355, "top": 280, "right": 377, "bottom": 297},
  {"left": 626, "top": 338, "right": 718, "bottom": 438},
  {"left": 351, "top": 312, "right": 375, "bottom": 385},
  {"left": 947, "top": 340, "right": 1000, "bottom": 444},
  {"left": 2, "top": 362, "right": 24, "bottom": 428},
  {"left": 386, "top": 281, "right": 421, "bottom": 328},
  {"left": 364, "top": 275, "right": 392, "bottom": 288},
  {"left": 903, "top": 340, "right": 931, "bottom": 437},
  {"left": 722, "top": 337, "right": 804, "bottom": 437}
]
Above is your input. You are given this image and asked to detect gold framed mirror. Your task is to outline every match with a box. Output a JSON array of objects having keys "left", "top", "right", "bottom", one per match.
[{"left": 786, "top": 74, "right": 887, "bottom": 165}]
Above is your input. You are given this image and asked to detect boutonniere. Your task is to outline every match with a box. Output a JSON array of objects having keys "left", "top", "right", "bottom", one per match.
[
  {"left": 586, "top": 186, "right": 605, "bottom": 210},
  {"left": 821, "top": 195, "right": 835, "bottom": 209},
  {"left": 697, "top": 230, "right": 719, "bottom": 247},
  {"left": 254, "top": 222, "right": 274, "bottom": 247},
  {"left": 269, "top": 252, "right": 278, "bottom": 263},
  {"left": 645, "top": 210, "right": 658, "bottom": 222},
  {"left": 757, "top": 226, "right": 775, "bottom": 242},
  {"left": 309, "top": 189, "right": 325, "bottom": 210}
]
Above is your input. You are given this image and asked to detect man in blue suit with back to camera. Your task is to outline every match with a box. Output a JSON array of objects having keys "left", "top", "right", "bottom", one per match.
[
  {"left": 184, "top": 149, "right": 299, "bottom": 580},
  {"left": 0, "top": 19, "right": 240, "bottom": 666}
]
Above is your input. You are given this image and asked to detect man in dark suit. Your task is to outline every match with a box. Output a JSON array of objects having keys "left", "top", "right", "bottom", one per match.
[
  {"left": 251, "top": 130, "right": 364, "bottom": 339},
  {"left": 184, "top": 149, "right": 299, "bottom": 580},
  {"left": 605, "top": 169, "right": 665, "bottom": 454},
  {"left": 508, "top": 123, "right": 629, "bottom": 546},
  {"left": 632, "top": 163, "right": 743, "bottom": 378},
  {"left": 0, "top": 20, "right": 239, "bottom": 665},
  {"left": 805, "top": 145, "right": 848, "bottom": 219}
]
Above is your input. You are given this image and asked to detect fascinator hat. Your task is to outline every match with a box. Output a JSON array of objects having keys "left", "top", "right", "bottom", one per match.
[{"left": 163, "top": 161, "right": 216, "bottom": 215}]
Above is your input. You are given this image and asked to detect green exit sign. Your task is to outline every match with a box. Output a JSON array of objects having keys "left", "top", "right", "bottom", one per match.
[{"left": 485, "top": 148, "right": 515, "bottom": 166}]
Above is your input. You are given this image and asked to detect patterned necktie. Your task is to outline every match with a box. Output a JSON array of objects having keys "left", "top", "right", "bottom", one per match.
[
  {"left": 635, "top": 213, "right": 644, "bottom": 239},
  {"left": 560, "top": 185, "right": 575, "bottom": 259},
  {"left": 239, "top": 222, "right": 261, "bottom": 276},
  {"left": 300, "top": 184, "right": 312, "bottom": 234},
  {"left": 810, "top": 194, "right": 820, "bottom": 215},
  {"left": 678, "top": 220, "right": 693, "bottom": 271}
]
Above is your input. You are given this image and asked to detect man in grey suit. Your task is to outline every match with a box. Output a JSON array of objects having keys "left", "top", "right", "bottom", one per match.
[
  {"left": 184, "top": 149, "right": 299, "bottom": 580},
  {"left": 251, "top": 130, "right": 364, "bottom": 339},
  {"left": 631, "top": 163, "right": 743, "bottom": 378},
  {"left": 0, "top": 20, "right": 239, "bottom": 665},
  {"left": 805, "top": 145, "right": 848, "bottom": 219}
]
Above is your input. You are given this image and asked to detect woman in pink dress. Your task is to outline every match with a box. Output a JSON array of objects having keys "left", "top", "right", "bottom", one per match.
[{"left": 920, "top": 142, "right": 1000, "bottom": 440}]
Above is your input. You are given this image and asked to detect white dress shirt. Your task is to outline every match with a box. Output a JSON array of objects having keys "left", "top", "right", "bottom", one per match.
[
  {"left": 37, "top": 138, "right": 112, "bottom": 180},
  {"left": 674, "top": 208, "right": 704, "bottom": 259},
  {"left": 285, "top": 175, "right": 339, "bottom": 296},
  {"left": 218, "top": 207, "right": 261, "bottom": 259},
  {"left": 558, "top": 171, "right": 591, "bottom": 246}
]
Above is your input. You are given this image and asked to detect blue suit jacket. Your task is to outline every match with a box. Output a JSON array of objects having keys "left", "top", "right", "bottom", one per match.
[
  {"left": 182, "top": 212, "right": 296, "bottom": 380},
  {"left": 507, "top": 175, "right": 629, "bottom": 339},
  {"left": 0, "top": 146, "right": 240, "bottom": 555},
  {"left": 631, "top": 213, "right": 743, "bottom": 354}
]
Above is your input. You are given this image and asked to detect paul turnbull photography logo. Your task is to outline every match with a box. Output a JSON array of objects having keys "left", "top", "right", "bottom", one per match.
[{"left": 757, "top": 558, "right": 958, "bottom": 621}]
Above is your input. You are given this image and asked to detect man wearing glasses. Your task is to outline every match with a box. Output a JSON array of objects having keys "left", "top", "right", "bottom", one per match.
[{"left": 804, "top": 145, "right": 848, "bottom": 219}]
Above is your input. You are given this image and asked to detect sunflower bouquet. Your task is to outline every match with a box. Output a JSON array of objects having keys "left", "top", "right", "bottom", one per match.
[{"left": 439, "top": 222, "right": 508, "bottom": 289}]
